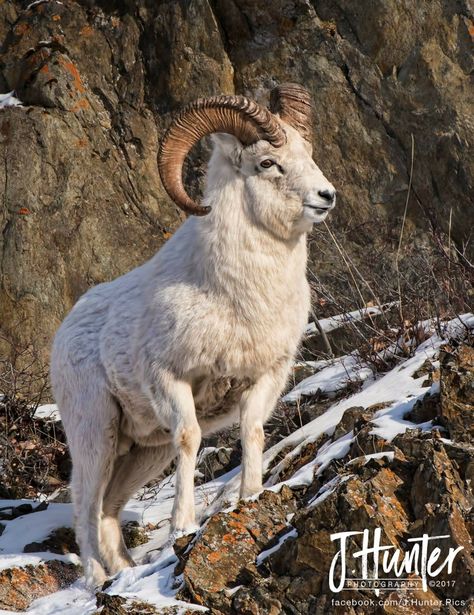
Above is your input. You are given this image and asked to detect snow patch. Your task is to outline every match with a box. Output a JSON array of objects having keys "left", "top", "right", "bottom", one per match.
[
  {"left": 347, "top": 451, "right": 395, "bottom": 466},
  {"left": 283, "top": 354, "right": 372, "bottom": 402},
  {"left": 308, "top": 474, "right": 353, "bottom": 507},
  {"left": 306, "top": 303, "right": 397, "bottom": 335},
  {"left": 0, "top": 92, "right": 22, "bottom": 109},
  {"left": 34, "top": 404, "right": 61, "bottom": 421},
  {"left": 256, "top": 527, "right": 298, "bottom": 565},
  {"left": 25, "top": 0, "right": 64, "bottom": 10},
  {"left": 0, "top": 552, "right": 80, "bottom": 573}
]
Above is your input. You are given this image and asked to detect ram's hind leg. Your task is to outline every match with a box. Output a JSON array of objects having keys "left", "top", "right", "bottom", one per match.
[
  {"left": 67, "top": 392, "right": 120, "bottom": 588},
  {"left": 100, "top": 443, "right": 176, "bottom": 575}
]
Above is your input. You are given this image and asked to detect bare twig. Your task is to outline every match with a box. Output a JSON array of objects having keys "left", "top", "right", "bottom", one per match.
[
  {"left": 323, "top": 222, "right": 367, "bottom": 308},
  {"left": 310, "top": 308, "right": 334, "bottom": 358},
  {"left": 396, "top": 133, "right": 415, "bottom": 323}
]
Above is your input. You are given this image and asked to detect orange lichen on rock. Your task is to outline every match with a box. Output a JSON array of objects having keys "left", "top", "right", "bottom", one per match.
[
  {"left": 14, "top": 21, "right": 30, "bottom": 36},
  {"left": 207, "top": 549, "right": 228, "bottom": 564},
  {"left": 80, "top": 25, "right": 93, "bottom": 37},
  {"left": 58, "top": 57, "right": 85, "bottom": 93},
  {"left": 178, "top": 491, "right": 297, "bottom": 610},
  {"left": 227, "top": 519, "right": 248, "bottom": 534},
  {"left": 468, "top": 20, "right": 474, "bottom": 40},
  {"left": 70, "top": 98, "right": 90, "bottom": 113},
  {"left": 0, "top": 562, "right": 80, "bottom": 611}
]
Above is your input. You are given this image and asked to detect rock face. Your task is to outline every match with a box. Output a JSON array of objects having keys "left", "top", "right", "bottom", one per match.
[
  {"left": 177, "top": 432, "right": 474, "bottom": 614},
  {"left": 439, "top": 341, "right": 474, "bottom": 443},
  {"left": 0, "top": 560, "right": 80, "bottom": 611},
  {"left": 0, "top": 0, "right": 181, "bottom": 370},
  {"left": 176, "top": 488, "right": 296, "bottom": 611},
  {"left": 0, "top": 0, "right": 473, "bottom": 372}
]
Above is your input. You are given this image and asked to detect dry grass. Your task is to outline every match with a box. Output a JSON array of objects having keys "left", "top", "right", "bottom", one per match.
[
  {"left": 0, "top": 338, "right": 69, "bottom": 499},
  {"left": 306, "top": 194, "right": 473, "bottom": 371}
]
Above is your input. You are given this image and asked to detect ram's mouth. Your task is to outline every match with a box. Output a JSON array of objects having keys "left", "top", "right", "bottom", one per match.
[{"left": 303, "top": 203, "right": 332, "bottom": 214}]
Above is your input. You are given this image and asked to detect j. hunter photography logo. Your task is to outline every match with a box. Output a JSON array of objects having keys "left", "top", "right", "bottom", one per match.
[{"left": 329, "top": 529, "right": 464, "bottom": 596}]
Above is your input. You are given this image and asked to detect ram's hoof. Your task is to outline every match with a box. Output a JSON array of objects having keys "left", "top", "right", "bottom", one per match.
[{"left": 169, "top": 524, "right": 200, "bottom": 544}]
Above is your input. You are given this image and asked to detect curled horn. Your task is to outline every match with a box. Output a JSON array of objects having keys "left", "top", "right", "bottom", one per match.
[
  {"left": 269, "top": 83, "right": 313, "bottom": 143},
  {"left": 158, "top": 95, "right": 286, "bottom": 216}
]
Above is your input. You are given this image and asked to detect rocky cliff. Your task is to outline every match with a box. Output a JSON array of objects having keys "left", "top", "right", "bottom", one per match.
[{"left": 0, "top": 0, "right": 473, "bottom": 371}]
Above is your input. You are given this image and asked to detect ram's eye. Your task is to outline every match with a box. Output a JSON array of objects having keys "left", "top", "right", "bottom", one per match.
[{"left": 260, "top": 159, "right": 275, "bottom": 169}]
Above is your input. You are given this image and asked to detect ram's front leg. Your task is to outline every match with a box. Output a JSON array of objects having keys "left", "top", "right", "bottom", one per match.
[
  {"left": 239, "top": 360, "right": 291, "bottom": 499},
  {"left": 155, "top": 374, "right": 201, "bottom": 536}
]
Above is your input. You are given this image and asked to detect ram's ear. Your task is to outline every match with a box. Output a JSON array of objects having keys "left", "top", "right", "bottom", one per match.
[{"left": 211, "top": 133, "right": 243, "bottom": 167}]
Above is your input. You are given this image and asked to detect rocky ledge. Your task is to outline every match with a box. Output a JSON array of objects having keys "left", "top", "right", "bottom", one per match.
[{"left": 175, "top": 340, "right": 474, "bottom": 614}]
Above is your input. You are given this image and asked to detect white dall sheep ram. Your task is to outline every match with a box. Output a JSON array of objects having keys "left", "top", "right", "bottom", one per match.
[{"left": 50, "top": 83, "right": 336, "bottom": 587}]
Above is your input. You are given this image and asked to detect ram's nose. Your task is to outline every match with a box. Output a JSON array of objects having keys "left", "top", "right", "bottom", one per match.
[{"left": 318, "top": 189, "right": 336, "bottom": 205}]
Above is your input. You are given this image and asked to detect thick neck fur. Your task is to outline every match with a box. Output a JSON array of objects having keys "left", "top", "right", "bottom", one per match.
[{"left": 188, "top": 151, "right": 307, "bottom": 312}]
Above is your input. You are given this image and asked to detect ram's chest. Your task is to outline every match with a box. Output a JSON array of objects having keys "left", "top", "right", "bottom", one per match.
[{"left": 216, "top": 288, "right": 308, "bottom": 374}]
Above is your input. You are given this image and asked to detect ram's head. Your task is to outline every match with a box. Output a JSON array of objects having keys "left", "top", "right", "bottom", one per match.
[{"left": 158, "top": 83, "right": 336, "bottom": 231}]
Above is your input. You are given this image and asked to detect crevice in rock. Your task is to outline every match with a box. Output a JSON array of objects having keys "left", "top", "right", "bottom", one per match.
[
  {"left": 0, "top": 143, "right": 10, "bottom": 286},
  {"left": 340, "top": 63, "right": 397, "bottom": 142}
]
